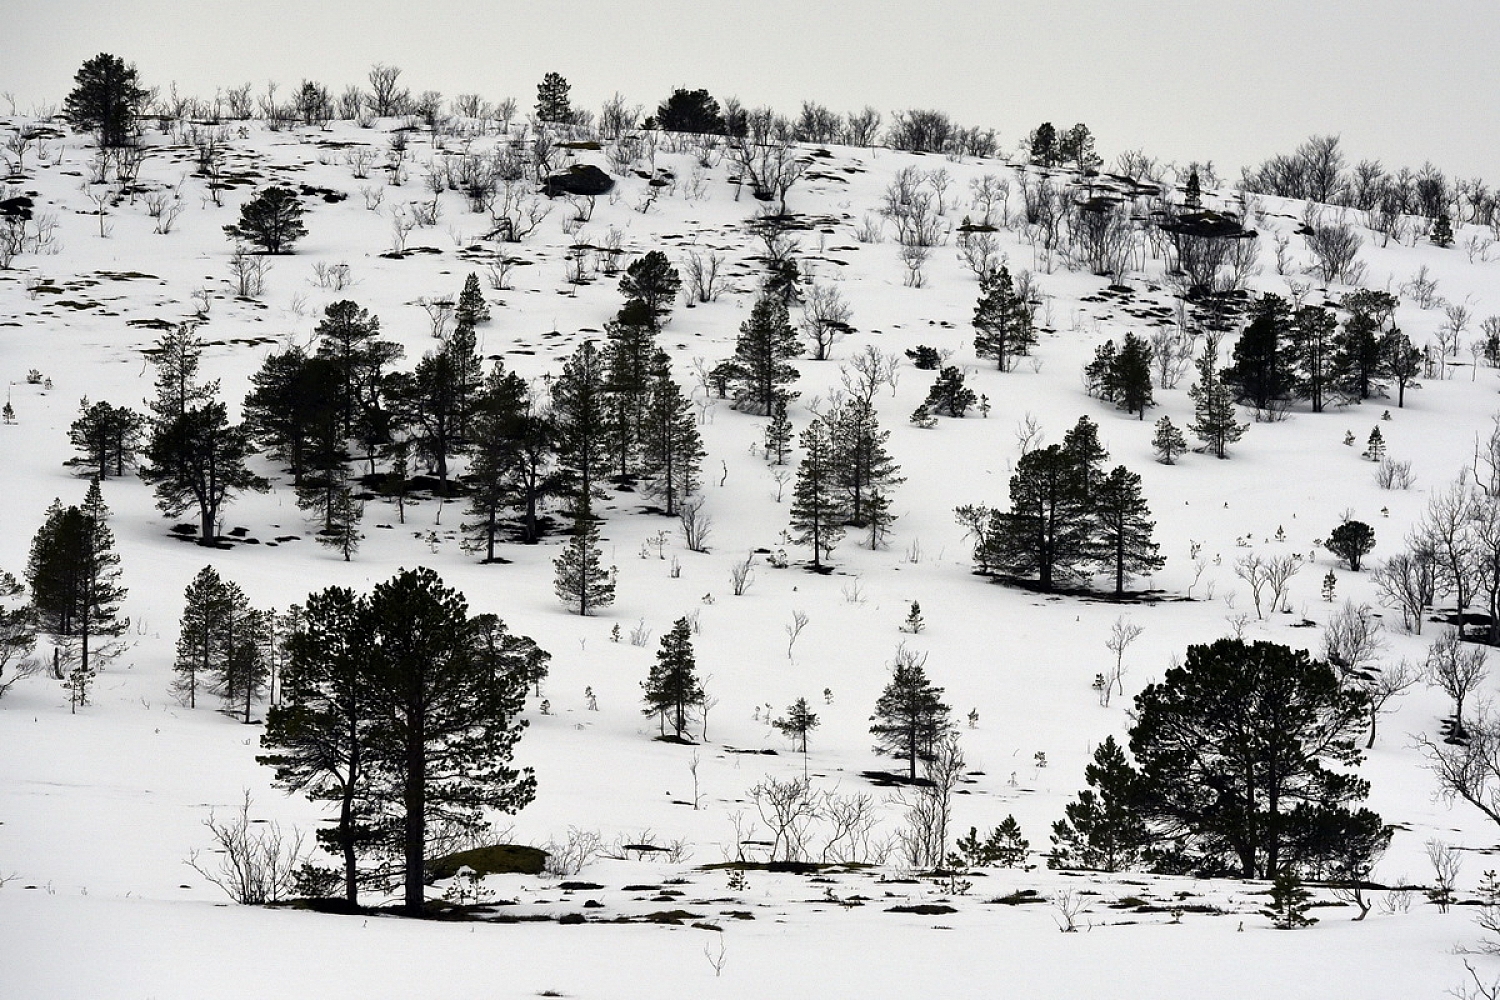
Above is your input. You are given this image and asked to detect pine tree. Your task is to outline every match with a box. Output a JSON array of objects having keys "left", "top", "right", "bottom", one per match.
[
  {"left": 26, "top": 481, "right": 128, "bottom": 682},
  {"left": 553, "top": 497, "right": 615, "bottom": 615},
  {"left": 141, "top": 399, "right": 269, "bottom": 542},
  {"left": 603, "top": 299, "right": 660, "bottom": 480},
  {"left": 1152, "top": 415, "right": 1187, "bottom": 464},
  {"left": 869, "top": 645, "right": 950, "bottom": 781},
  {"left": 1183, "top": 167, "right": 1202, "bottom": 208},
  {"left": 462, "top": 362, "right": 528, "bottom": 563},
  {"left": 1363, "top": 426, "right": 1386, "bottom": 461},
  {"left": 1225, "top": 294, "right": 1293, "bottom": 412},
  {"left": 1326, "top": 519, "right": 1376, "bottom": 571},
  {"left": 642, "top": 617, "right": 703, "bottom": 740},
  {"left": 1049, "top": 736, "right": 1149, "bottom": 872},
  {"left": 317, "top": 475, "right": 364, "bottom": 562},
  {"left": 1286, "top": 304, "right": 1338, "bottom": 413},
  {"left": 313, "top": 300, "right": 401, "bottom": 439},
  {"left": 243, "top": 348, "right": 344, "bottom": 487},
  {"left": 979, "top": 443, "right": 1093, "bottom": 590},
  {"left": 774, "top": 696, "right": 820, "bottom": 753},
  {"left": 0, "top": 569, "right": 36, "bottom": 698},
  {"left": 535, "top": 72, "right": 573, "bottom": 123},
  {"left": 640, "top": 360, "right": 704, "bottom": 517},
  {"left": 147, "top": 322, "right": 218, "bottom": 423},
  {"left": 827, "top": 398, "right": 903, "bottom": 548},
  {"left": 1062, "top": 415, "right": 1110, "bottom": 505},
  {"left": 1094, "top": 465, "right": 1165, "bottom": 596},
  {"left": 63, "top": 53, "right": 146, "bottom": 148},
  {"left": 730, "top": 293, "right": 802, "bottom": 415},
  {"left": 551, "top": 340, "right": 611, "bottom": 503},
  {"left": 454, "top": 272, "right": 490, "bottom": 329},
  {"left": 972, "top": 266, "right": 1035, "bottom": 371},
  {"left": 923, "top": 366, "right": 977, "bottom": 418},
  {"left": 1431, "top": 213, "right": 1455, "bottom": 248},
  {"left": 901, "top": 601, "right": 925, "bottom": 634},
  {"left": 1381, "top": 329, "right": 1422, "bottom": 408},
  {"left": 1188, "top": 336, "right": 1246, "bottom": 459},
  {"left": 763, "top": 397, "right": 793, "bottom": 465},
  {"left": 1114, "top": 332, "right": 1155, "bottom": 419},
  {"left": 789, "top": 418, "right": 845, "bottom": 570},
  {"left": 618, "top": 251, "right": 681, "bottom": 327},
  {"left": 223, "top": 186, "right": 306, "bottom": 254},
  {"left": 67, "top": 398, "right": 143, "bottom": 478},
  {"left": 214, "top": 588, "right": 268, "bottom": 723},
  {"left": 1084, "top": 339, "right": 1119, "bottom": 402},
  {"left": 174, "top": 565, "right": 231, "bottom": 709}
]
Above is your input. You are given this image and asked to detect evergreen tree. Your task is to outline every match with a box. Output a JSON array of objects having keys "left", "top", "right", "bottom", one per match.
[
  {"left": 551, "top": 340, "right": 611, "bottom": 503},
  {"left": 730, "top": 294, "right": 802, "bottom": 415},
  {"left": 640, "top": 359, "right": 704, "bottom": 517},
  {"left": 1029, "top": 122, "right": 1058, "bottom": 167},
  {"left": 1381, "top": 329, "right": 1422, "bottom": 408},
  {"left": 1332, "top": 307, "right": 1387, "bottom": 403},
  {"left": 978, "top": 443, "right": 1093, "bottom": 590},
  {"left": 1225, "top": 294, "right": 1293, "bottom": 412},
  {"left": 1130, "top": 639, "right": 1388, "bottom": 879},
  {"left": 462, "top": 361, "right": 528, "bottom": 563},
  {"left": 1286, "top": 304, "right": 1339, "bottom": 412},
  {"left": 603, "top": 299, "right": 660, "bottom": 480},
  {"left": 389, "top": 349, "right": 463, "bottom": 490},
  {"left": 1084, "top": 339, "right": 1119, "bottom": 402},
  {"left": 1050, "top": 736, "right": 1150, "bottom": 872},
  {"left": 923, "top": 366, "right": 977, "bottom": 417},
  {"left": 0, "top": 569, "right": 36, "bottom": 698},
  {"left": 789, "top": 418, "right": 845, "bottom": 570},
  {"left": 63, "top": 53, "right": 145, "bottom": 148},
  {"left": 67, "top": 398, "right": 143, "bottom": 478},
  {"left": 499, "top": 387, "right": 561, "bottom": 545},
  {"left": 141, "top": 400, "right": 269, "bottom": 542},
  {"left": 1363, "top": 426, "right": 1386, "bottom": 461},
  {"left": 147, "top": 322, "right": 218, "bottom": 423},
  {"left": 618, "top": 251, "right": 681, "bottom": 327},
  {"left": 535, "top": 72, "right": 573, "bottom": 123},
  {"left": 653, "top": 88, "right": 725, "bottom": 134},
  {"left": 774, "top": 696, "right": 820, "bottom": 753},
  {"left": 1114, "top": 332, "right": 1155, "bottom": 419},
  {"left": 1094, "top": 466, "right": 1165, "bottom": 596},
  {"left": 869, "top": 646, "right": 951, "bottom": 781},
  {"left": 223, "top": 186, "right": 307, "bottom": 254},
  {"left": 763, "top": 396, "right": 793, "bottom": 465},
  {"left": 213, "top": 586, "right": 268, "bottom": 724},
  {"left": 827, "top": 398, "right": 904, "bottom": 547},
  {"left": 1326, "top": 519, "right": 1376, "bottom": 571},
  {"left": 454, "top": 272, "right": 490, "bottom": 329},
  {"left": 1188, "top": 336, "right": 1246, "bottom": 459},
  {"left": 972, "top": 266, "right": 1035, "bottom": 371},
  {"left": 641, "top": 616, "right": 703, "bottom": 740},
  {"left": 1062, "top": 415, "right": 1110, "bottom": 504},
  {"left": 1263, "top": 872, "right": 1317, "bottom": 929},
  {"left": 313, "top": 300, "right": 401, "bottom": 440},
  {"left": 243, "top": 348, "right": 344, "bottom": 487},
  {"left": 174, "top": 565, "right": 231, "bottom": 709},
  {"left": 315, "top": 472, "right": 364, "bottom": 562},
  {"left": 1431, "top": 212, "right": 1455, "bottom": 248},
  {"left": 553, "top": 497, "right": 615, "bottom": 615},
  {"left": 258, "top": 585, "right": 374, "bottom": 905},
  {"left": 25, "top": 481, "right": 128, "bottom": 682},
  {"left": 1152, "top": 415, "right": 1187, "bottom": 465},
  {"left": 1183, "top": 167, "right": 1202, "bottom": 208}
]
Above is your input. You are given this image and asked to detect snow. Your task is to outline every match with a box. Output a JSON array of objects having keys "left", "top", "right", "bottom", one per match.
[{"left": 0, "top": 114, "right": 1496, "bottom": 998}]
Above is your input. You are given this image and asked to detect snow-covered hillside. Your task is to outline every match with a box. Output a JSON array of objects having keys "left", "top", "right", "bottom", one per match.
[{"left": 2, "top": 112, "right": 1497, "bottom": 999}]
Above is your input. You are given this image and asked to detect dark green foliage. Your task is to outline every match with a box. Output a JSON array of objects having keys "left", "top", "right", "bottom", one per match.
[
  {"left": 1225, "top": 294, "right": 1293, "bottom": 411},
  {"left": 1152, "top": 415, "right": 1187, "bottom": 464},
  {"left": 952, "top": 818, "right": 1029, "bottom": 869},
  {"left": 173, "top": 565, "right": 229, "bottom": 709},
  {"left": 978, "top": 444, "right": 1092, "bottom": 590},
  {"left": 1332, "top": 311, "right": 1387, "bottom": 404},
  {"left": 535, "top": 72, "right": 572, "bottom": 123},
  {"left": 1326, "top": 519, "right": 1375, "bottom": 571},
  {"left": 147, "top": 322, "right": 218, "bottom": 423},
  {"left": 1263, "top": 872, "right": 1317, "bottom": 929},
  {"left": 905, "top": 345, "right": 941, "bottom": 370},
  {"left": 642, "top": 617, "right": 703, "bottom": 740},
  {"left": 731, "top": 294, "right": 802, "bottom": 415},
  {"left": 923, "top": 366, "right": 976, "bottom": 417},
  {"left": 1095, "top": 465, "right": 1165, "bottom": 595},
  {"left": 25, "top": 482, "right": 127, "bottom": 682},
  {"left": 243, "top": 348, "right": 344, "bottom": 487},
  {"left": 312, "top": 299, "right": 402, "bottom": 441},
  {"left": 652, "top": 88, "right": 724, "bottom": 134},
  {"left": 63, "top": 53, "right": 145, "bottom": 148},
  {"left": 455, "top": 272, "right": 490, "bottom": 328},
  {"left": 551, "top": 340, "right": 611, "bottom": 504},
  {"left": 553, "top": 498, "right": 615, "bottom": 615},
  {"left": 268, "top": 568, "right": 541, "bottom": 914},
  {"left": 141, "top": 400, "right": 269, "bottom": 542},
  {"left": 67, "top": 398, "right": 143, "bottom": 478},
  {"left": 1050, "top": 736, "right": 1149, "bottom": 872},
  {"left": 1286, "top": 305, "right": 1339, "bottom": 413},
  {"left": 1188, "top": 337, "right": 1246, "bottom": 458},
  {"left": 388, "top": 333, "right": 480, "bottom": 490},
  {"left": 1363, "top": 427, "right": 1385, "bottom": 461},
  {"left": 619, "top": 251, "right": 681, "bottom": 326},
  {"left": 224, "top": 186, "right": 307, "bottom": 254},
  {"left": 763, "top": 397, "right": 793, "bottom": 465},
  {"left": 827, "top": 398, "right": 903, "bottom": 547},
  {"left": 461, "top": 361, "right": 533, "bottom": 560},
  {"left": 641, "top": 361, "right": 704, "bottom": 517},
  {"left": 1130, "top": 639, "right": 1387, "bottom": 879},
  {"left": 774, "top": 697, "right": 820, "bottom": 753},
  {"left": 869, "top": 646, "right": 950, "bottom": 781},
  {"left": 1084, "top": 340, "right": 1118, "bottom": 400},
  {"left": 603, "top": 299, "right": 660, "bottom": 480},
  {"left": 1029, "top": 122, "right": 1058, "bottom": 167},
  {"left": 789, "top": 418, "right": 844, "bottom": 570},
  {"left": 972, "top": 266, "right": 1035, "bottom": 371}
]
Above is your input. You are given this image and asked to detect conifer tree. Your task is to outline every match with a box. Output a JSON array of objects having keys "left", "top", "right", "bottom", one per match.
[
  {"left": 63, "top": 53, "right": 146, "bottom": 148},
  {"left": 68, "top": 398, "right": 143, "bottom": 478},
  {"left": 141, "top": 399, "right": 269, "bottom": 541},
  {"left": 923, "top": 366, "right": 977, "bottom": 417},
  {"left": 1084, "top": 339, "right": 1119, "bottom": 402},
  {"left": 789, "top": 418, "right": 844, "bottom": 570},
  {"left": 174, "top": 565, "right": 231, "bottom": 709},
  {"left": 313, "top": 300, "right": 401, "bottom": 439},
  {"left": 640, "top": 359, "right": 704, "bottom": 517},
  {"left": 1188, "top": 336, "right": 1246, "bottom": 459},
  {"left": 1049, "top": 736, "right": 1149, "bottom": 872},
  {"left": 1332, "top": 308, "right": 1387, "bottom": 404},
  {"left": 603, "top": 299, "right": 660, "bottom": 480},
  {"left": 454, "top": 272, "right": 490, "bottom": 329},
  {"left": 1094, "top": 466, "right": 1165, "bottom": 596},
  {"left": 972, "top": 266, "right": 1035, "bottom": 371},
  {"left": 1382, "top": 328, "right": 1422, "bottom": 409},
  {"left": 775, "top": 696, "right": 820, "bottom": 753},
  {"left": 1431, "top": 213, "right": 1455, "bottom": 248},
  {"left": 316, "top": 473, "right": 364, "bottom": 562},
  {"left": 553, "top": 497, "right": 615, "bottom": 615},
  {"left": 26, "top": 481, "right": 128, "bottom": 682},
  {"left": 730, "top": 293, "right": 802, "bottom": 415},
  {"left": 535, "top": 71, "right": 573, "bottom": 123},
  {"left": 618, "top": 251, "right": 681, "bottom": 327},
  {"left": 1287, "top": 304, "right": 1339, "bottom": 413},
  {"left": 214, "top": 588, "right": 268, "bottom": 723},
  {"left": 1062, "top": 415, "right": 1110, "bottom": 504},
  {"left": 763, "top": 396, "right": 793, "bottom": 465},
  {"left": 462, "top": 362, "right": 528, "bottom": 563},
  {"left": 1225, "top": 294, "right": 1293, "bottom": 412},
  {"left": 869, "top": 645, "right": 950, "bottom": 781},
  {"left": 243, "top": 348, "right": 344, "bottom": 487},
  {"left": 551, "top": 340, "right": 610, "bottom": 503},
  {"left": 979, "top": 443, "right": 1093, "bottom": 590},
  {"left": 1152, "top": 415, "right": 1187, "bottom": 465},
  {"left": 642, "top": 616, "right": 703, "bottom": 740},
  {"left": 1114, "top": 332, "right": 1155, "bottom": 419},
  {"left": 828, "top": 397, "right": 903, "bottom": 548},
  {"left": 1363, "top": 426, "right": 1386, "bottom": 461},
  {"left": 223, "top": 186, "right": 306, "bottom": 254},
  {"left": 147, "top": 322, "right": 218, "bottom": 423}
]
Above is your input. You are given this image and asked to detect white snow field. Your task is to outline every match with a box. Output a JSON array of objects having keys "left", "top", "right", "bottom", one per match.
[{"left": 0, "top": 112, "right": 1495, "bottom": 998}]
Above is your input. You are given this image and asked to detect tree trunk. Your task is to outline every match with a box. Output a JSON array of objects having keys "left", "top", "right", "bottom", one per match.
[{"left": 403, "top": 719, "right": 426, "bottom": 915}]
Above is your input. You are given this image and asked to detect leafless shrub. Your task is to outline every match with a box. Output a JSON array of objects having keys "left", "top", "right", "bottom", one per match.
[
  {"left": 679, "top": 497, "right": 712, "bottom": 553},
  {"left": 1375, "top": 458, "right": 1414, "bottom": 490},
  {"left": 729, "top": 553, "right": 755, "bottom": 596},
  {"left": 184, "top": 792, "right": 306, "bottom": 904},
  {"left": 682, "top": 248, "right": 725, "bottom": 303},
  {"left": 541, "top": 827, "right": 604, "bottom": 877}
]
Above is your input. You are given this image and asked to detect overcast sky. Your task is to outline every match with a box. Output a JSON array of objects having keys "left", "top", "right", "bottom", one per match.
[{"left": 3, "top": 0, "right": 1497, "bottom": 181}]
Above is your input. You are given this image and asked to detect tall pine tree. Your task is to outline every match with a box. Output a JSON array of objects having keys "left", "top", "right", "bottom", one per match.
[
  {"left": 730, "top": 293, "right": 802, "bottom": 415},
  {"left": 553, "top": 497, "right": 615, "bottom": 615},
  {"left": 1094, "top": 466, "right": 1165, "bottom": 596},
  {"left": 789, "top": 418, "right": 845, "bottom": 570},
  {"left": 972, "top": 265, "right": 1036, "bottom": 371},
  {"left": 642, "top": 616, "right": 703, "bottom": 740}
]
